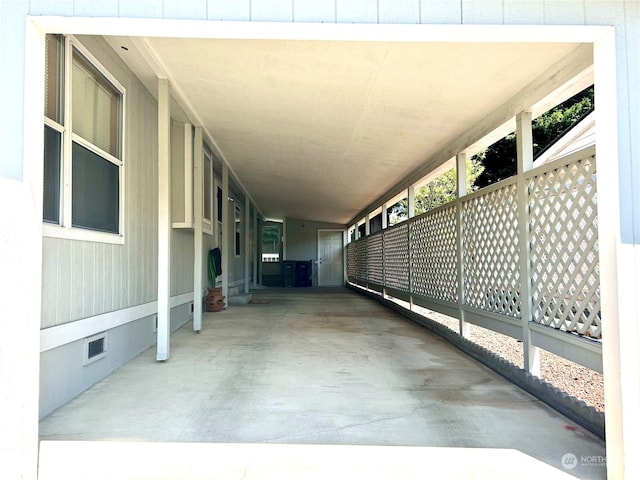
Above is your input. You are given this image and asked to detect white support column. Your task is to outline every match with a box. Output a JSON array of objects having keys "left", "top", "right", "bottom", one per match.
[
  {"left": 407, "top": 186, "right": 415, "bottom": 309},
  {"left": 192, "top": 127, "right": 203, "bottom": 332},
  {"left": 408, "top": 186, "right": 415, "bottom": 219},
  {"left": 456, "top": 152, "right": 471, "bottom": 339},
  {"left": 283, "top": 217, "right": 287, "bottom": 260},
  {"left": 253, "top": 207, "right": 259, "bottom": 286},
  {"left": 595, "top": 28, "right": 635, "bottom": 480},
  {"left": 156, "top": 78, "right": 171, "bottom": 361},
  {"left": 365, "top": 214, "right": 370, "bottom": 236},
  {"left": 382, "top": 203, "right": 388, "bottom": 230},
  {"left": 516, "top": 110, "right": 539, "bottom": 376},
  {"left": 244, "top": 194, "right": 250, "bottom": 293},
  {"left": 221, "top": 164, "right": 229, "bottom": 308}
]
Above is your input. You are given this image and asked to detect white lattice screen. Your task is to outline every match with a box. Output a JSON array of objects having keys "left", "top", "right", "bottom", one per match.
[
  {"left": 355, "top": 238, "right": 368, "bottom": 283},
  {"left": 462, "top": 182, "right": 521, "bottom": 317},
  {"left": 346, "top": 149, "right": 601, "bottom": 368},
  {"left": 347, "top": 242, "right": 357, "bottom": 281},
  {"left": 528, "top": 156, "right": 601, "bottom": 338},
  {"left": 367, "top": 232, "right": 384, "bottom": 287},
  {"left": 410, "top": 206, "right": 458, "bottom": 302},
  {"left": 383, "top": 223, "right": 409, "bottom": 292}
]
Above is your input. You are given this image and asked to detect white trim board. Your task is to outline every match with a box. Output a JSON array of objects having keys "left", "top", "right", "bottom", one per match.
[{"left": 40, "top": 292, "right": 194, "bottom": 352}]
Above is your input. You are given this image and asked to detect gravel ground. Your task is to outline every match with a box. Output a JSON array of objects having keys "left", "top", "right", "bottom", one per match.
[{"left": 413, "top": 306, "right": 605, "bottom": 412}]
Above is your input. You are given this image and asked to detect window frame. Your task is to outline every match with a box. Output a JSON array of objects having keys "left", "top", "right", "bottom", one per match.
[
  {"left": 202, "top": 144, "right": 214, "bottom": 235},
  {"left": 234, "top": 203, "right": 242, "bottom": 257},
  {"left": 43, "top": 35, "right": 126, "bottom": 245}
]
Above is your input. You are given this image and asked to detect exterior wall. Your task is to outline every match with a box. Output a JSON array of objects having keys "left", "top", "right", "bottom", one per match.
[
  {"left": 1, "top": 1, "right": 639, "bottom": 479},
  {"left": 227, "top": 190, "right": 247, "bottom": 291},
  {"left": 285, "top": 217, "right": 345, "bottom": 261},
  {"left": 39, "top": 303, "right": 191, "bottom": 418},
  {"left": 37, "top": 36, "right": 195, "bottom": 416},
  {"left": 41, "top": 35, "right": 159, "bottom": 329}
]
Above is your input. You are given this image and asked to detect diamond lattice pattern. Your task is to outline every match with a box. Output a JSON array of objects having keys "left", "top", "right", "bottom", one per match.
[
  {"left": 529, "top": 157, "right": 601, "bottom": 338},
  {"left": 355, "top": 238, "right": 368, "bottom": 283},
  {"left": 347, "top": 242, "right": 357, "bottom": 280},
  {"left": 463, "top": 183, "right": 521, "bottom": 317},
  {"left": 383, "top": 223, "right": 409, "bottom": 292},
  {"left": 411, "top": 206, "right": 459, "bottom": 302},
  {"left": 367, "top": 232, "right": 384, "bottom": 286}
]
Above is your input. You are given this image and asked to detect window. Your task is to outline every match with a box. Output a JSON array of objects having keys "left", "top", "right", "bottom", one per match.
[
  {"left": 43, "top": 35, "right": 125, "bottom": 242},
  {"left": 203, "top": 145, "right": 213, "bottom": 234},
  {"left": 216, "top": 184, "right": 223, "bottom": 247},
  {"left": 217, "top": 185, "right": 223, "bottom": 223},
  {"left": 261, "top": 225, "right": 281, "bottom": 262},
  {"left": 235, "top": 204, "right": 241, "bottom": 256}
]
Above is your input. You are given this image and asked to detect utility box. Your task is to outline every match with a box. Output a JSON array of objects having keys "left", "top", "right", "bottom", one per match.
[
  {"left": 295, "top": 260, "right": 311, "bottom": 287},
  {"left": 283, "top": 261, "right": 296, "bottom": 288}
]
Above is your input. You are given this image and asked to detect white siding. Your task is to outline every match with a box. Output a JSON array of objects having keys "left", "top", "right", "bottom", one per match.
[
  {"left": 118, "top": 0, "right": 163, "bottom": 18},
  {"left": 337, "top": 0, "right": 379, "bottom": 23},
  {"left": 543, "top": 0, "right": 586, "bottom": 24},
  {"left": 163, "top": 0, "right": 207, "bottom": 20},
  {"left": 207, "top": 0, "right": 251, "bottom": 21},
  {"left": 253, "top": 0, "right": 293, "bottom": 21},
  {"left": 294, "top": 0, "right": 336, "bottom": 22},
  {"left": 379, "top": 0, "right": 420, "bottom": 23},
  {"left": 420, "top": 0, "right": 462, "bottom": 23},
  {"left": 461, "top": 0, "right": 504, "bottom": 24},
  {"left": 171, "top": 229, "right": 195, "bottom": 295}
]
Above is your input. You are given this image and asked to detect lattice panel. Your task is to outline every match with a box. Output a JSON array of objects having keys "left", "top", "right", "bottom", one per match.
[
  {"left": 410, "top": 206, "right": 458, "bottom": 302},
  {"left": 347, "top": 242, "right": 357, "bottom": 280},
  {"left": 462, "top": 183, "right": 521, "bottom": 317},
  {"left": 383, "top": 223, "right": 409, "bottom": 292},
  {"left": 529, "top": 156, "right": 601, "bottom": 339},
  {"left": 355, "top": 238, "right": 368, "bottom": 283},
  {"left": 367, "top": 232, "right": 384, "bottom": 286}
]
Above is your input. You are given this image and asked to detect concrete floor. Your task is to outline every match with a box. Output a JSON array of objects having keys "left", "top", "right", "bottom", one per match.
[{"left": 39, "top": 288, "right": 606, "bottom": 479}]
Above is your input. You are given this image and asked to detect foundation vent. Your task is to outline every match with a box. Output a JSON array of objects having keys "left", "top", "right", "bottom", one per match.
[{"left": 84, "top": 333, "right": 108, "bottom": 365}]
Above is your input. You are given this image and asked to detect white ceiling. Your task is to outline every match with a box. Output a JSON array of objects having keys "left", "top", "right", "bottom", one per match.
[{"left": 105, "top": 35, "right": 587, "bottom": 224}]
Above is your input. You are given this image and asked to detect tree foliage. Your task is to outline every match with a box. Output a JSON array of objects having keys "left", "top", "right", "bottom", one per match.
[
  {"left": 389, "top": 157, "right": 484, "bottom": 224},
  {"left": 473, "top": 86, "right": 594, "bottom": 189}
]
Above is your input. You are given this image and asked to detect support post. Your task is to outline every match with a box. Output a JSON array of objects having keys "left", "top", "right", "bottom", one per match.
[
  {"left": 193, "top": 126, "right": 203, "bottom": 332},
  {"left": 221, "top": 164, "right": 229, "bottom": 308},
  {"left": 244, "top": 195, "right": 250, "bottom": 293},
  {"left": 595, "top": 28, "right": 634, "bottom": 480},
  {"left": 516, "top": 110, "right": 539, "bottom": 375},
  {"left": 408, "top": 186, "right": 415, "bottom": 219},
  {"left": 456, "top": 152, "right": 471, "bottom": 339},
  {"left": 365, "top": 214, "right": 370, "bottom": 236},
  {"left": 382, "top": 203, "right": 388, "bottom": 230},
  {"left": 156, "top": 78, "right": 171, "bottom": 361},
  {"left": 253, "top": 207, "right": 259, "bottom": 286}
]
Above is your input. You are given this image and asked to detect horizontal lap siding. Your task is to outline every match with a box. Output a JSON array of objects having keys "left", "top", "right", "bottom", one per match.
[{"left": 41, "top": 36, "right": 159, "bottom": 329}]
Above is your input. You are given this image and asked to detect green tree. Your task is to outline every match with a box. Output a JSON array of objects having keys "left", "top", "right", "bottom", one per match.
[
  {"left": 389, "top": 157, "right": 484, "bottom": 223},
  {"left": 473, "top": 86, "right": 594, "bottom": 188}
]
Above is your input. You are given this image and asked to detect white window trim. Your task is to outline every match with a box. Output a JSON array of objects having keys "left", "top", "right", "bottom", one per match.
[
  {"left": 83, "top": 331, "right": 108, "bottom": 366},
  {"left": 202, "top": 145, "right": 214, "bottom": 235},
  {"left": 234, "top": 203, "right": 242, "bottom": 257},
  {"left": 215, "top": 180, "right": 222, "bottom": 245},
  {"left": 43, "top": 34, "right": 126, "bottom": 244}
]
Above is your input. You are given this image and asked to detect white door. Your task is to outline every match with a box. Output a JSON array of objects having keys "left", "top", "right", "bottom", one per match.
[{"left": 318, "top": 230, "right": 344, "bottom": 286}]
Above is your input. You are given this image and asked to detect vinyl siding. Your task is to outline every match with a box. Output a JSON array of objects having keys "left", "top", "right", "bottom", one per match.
[{"left": 41, "top": 35, "right": 160, "bottom": 328}]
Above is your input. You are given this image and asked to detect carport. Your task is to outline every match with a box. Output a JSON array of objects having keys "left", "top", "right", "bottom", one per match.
[{"left": 1, "top": 8, "right": 634, "bottom": 480}]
